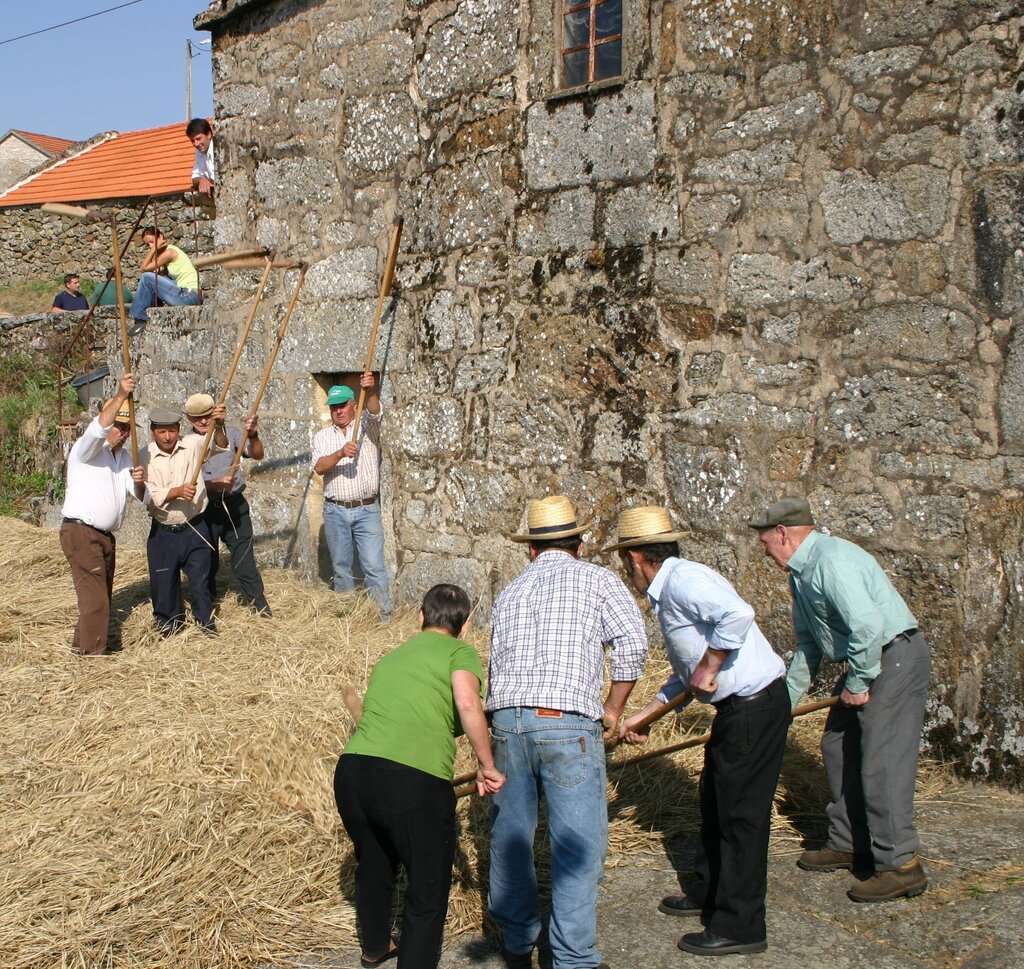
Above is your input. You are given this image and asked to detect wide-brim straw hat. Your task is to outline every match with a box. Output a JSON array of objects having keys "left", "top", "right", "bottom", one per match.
[
  {"left": 509, "top": 495, "right": 592, "bottom": 543},
  {"left": 602, "top": 505, "right": 690, "bottom": 552}
]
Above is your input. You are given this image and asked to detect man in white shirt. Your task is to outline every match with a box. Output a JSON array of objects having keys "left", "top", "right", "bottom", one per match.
[
  {"left": 59, "top": 374, "right": 145, "bottom": 655},
  {"left": 186, "top": 118, "right": 215, "bottom": 195},
  {"left": 311, "top": 372, "right": 391, "bottom": 620},
  {"left": 611, "top": 506, "right": 789, "bottom": 957}
]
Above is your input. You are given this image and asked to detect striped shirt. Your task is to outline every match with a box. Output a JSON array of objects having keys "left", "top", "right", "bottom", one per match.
[
  {"left": 311, "top": 411, "right": 382, "bottom": 502},
  {"left": 486, "top": 550, "right": 649, "bottom": 721}
]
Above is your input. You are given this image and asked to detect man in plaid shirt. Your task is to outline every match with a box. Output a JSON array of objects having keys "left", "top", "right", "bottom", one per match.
[{"left": 486, "top": 496, "right": 648, "bottom": 969}]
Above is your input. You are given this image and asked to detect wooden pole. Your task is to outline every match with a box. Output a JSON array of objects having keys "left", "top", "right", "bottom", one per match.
[
  {"left": 109, "top": 216, "right": 139, "bottom": 465},
  {"left": 605, "top": 691, "right": 693, "bottom": 750},
  {"left": 225, "top": 264, "right": 307, "bottom": 481},
  {"left": 192, "top": 247, "right": 271, "bottom": 269},
  {"left": 189, "top": 256, "right": 274, "bottom": 486},
  {"left": 454, "top": 696, "right": 840, "bottom": 799},
  {"left": 351, "top": 216, "right": 403, "bottom": 445}
]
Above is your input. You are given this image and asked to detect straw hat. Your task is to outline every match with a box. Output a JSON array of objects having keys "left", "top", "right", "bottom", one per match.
[
  {"left": 101, "top": 398, "right": 133, "bottom": 422},
  {"left": 509, "top": 495, "right": 591, "bottom": 543},
  {"left": 602, "top": 505, "right": 689, "bottom": 552}
]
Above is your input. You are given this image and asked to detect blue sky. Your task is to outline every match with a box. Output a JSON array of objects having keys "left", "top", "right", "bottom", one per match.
[{"left": 0, "top": 1, "right": 214, "bottom": 141}]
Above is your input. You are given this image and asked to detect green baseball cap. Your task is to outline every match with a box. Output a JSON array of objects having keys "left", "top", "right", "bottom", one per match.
[{"left": 326, "top": 385, "right": 355, "bottom": 406}]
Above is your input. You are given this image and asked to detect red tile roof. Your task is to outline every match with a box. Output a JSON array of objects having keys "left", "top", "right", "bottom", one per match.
[
  {"left": 11, "top": 130, "right": 76, "bottom": 155},
  {"left": 0, "top": 122, "right": 194, "bottom": 208}
]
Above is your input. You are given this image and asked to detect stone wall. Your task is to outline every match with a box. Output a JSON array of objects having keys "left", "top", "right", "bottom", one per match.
[
  {"left": 0, "top": 138, "right": 48, "bottom": 194},
  {"left": 0, "top": 196, "right": 215, "bottom": 293},
  {"left": 123, "top": 0, "right": 1020, "bottom": 783}
]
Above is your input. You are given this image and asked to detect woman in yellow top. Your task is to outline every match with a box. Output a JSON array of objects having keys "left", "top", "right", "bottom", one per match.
[{"left": 128, "top": 226, "right": 201, "bottom": 335}]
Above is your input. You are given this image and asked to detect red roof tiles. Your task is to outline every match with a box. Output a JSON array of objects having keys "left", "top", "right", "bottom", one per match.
[
  {"left": 11, "top": 130, "right": 77, "bottom": 156},
  {"left": 0, "top": 122, "right": 195, "bottom": 208}
]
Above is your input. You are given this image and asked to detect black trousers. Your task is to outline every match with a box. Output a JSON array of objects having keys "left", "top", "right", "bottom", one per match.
[
  {"left": 146, "top": 518, "right": 215, "bottom": 632},
  {"left": 690, "top": 677, "right": 790, "bottom": 943},
  {"left": 334, "top": 754, "right": 456, "bottom": 969},
  {"left": 204, "top": 491, "right": 269, "bottom": 612}
]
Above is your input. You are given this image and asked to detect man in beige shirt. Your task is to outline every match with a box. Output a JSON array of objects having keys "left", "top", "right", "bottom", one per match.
[{"left": 141, "top": 404, "right": 227, "bottom": 635}]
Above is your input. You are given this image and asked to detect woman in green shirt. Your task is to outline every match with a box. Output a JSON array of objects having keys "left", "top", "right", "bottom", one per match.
[{"left": 334, "top": 584, "right": 504, "bottom": 969}]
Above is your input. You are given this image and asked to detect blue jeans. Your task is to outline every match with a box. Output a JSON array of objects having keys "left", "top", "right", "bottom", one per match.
[
  {"left": 488, "top": 708, "right": 608, "bottom": 969},
  {"left": 322, "top": 499, "right": 392, "bottom": 618},
  {"left": 130, "top": 272, "right": 201, "bottom": 321}
]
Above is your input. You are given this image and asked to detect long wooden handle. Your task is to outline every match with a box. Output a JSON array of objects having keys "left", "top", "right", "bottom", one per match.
[
  {"left": 605, "top": 691, "right": 693, "bottom": 751},
  {"left": 455, "top": 696, "right": 840, "bottom": 799},
  {"left": 213, "top": 256, "right": 304, "bottom": 270},
  {"left": 190, "top": 257, "right": 274, "bottom": 486},
  {"left": 192, "top": 247, "right": 271, "bottom": 269},
  {"left": 42, "top": 202, "right": 100, "bottom": 221},
  {"left": 109, "top": 217, "right": 139, "bottom": 465},
  {"left": 352, "top": 216, "right": 403, "bottom": 445},
  {"left": 225, "top": 264, "right": 307, "bottom": 481}
]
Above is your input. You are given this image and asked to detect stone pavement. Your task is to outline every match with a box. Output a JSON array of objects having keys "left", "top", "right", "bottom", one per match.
[{"left": 300, "top": 781, "right": 1022, "bottom": 969}]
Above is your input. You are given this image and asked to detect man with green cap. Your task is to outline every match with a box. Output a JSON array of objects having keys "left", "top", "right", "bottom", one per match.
[
  {"left": 311, "top": 372, "right": 391, "bottom": 620},
  {"left": 748, "top": 496, "right": 930, "bottom": 903}
]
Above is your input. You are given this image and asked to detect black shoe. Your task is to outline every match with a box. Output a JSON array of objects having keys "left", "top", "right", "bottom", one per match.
[
  {"left": 659, "top": 894, "right": 704, "bottom": 917},
  {"left": 360, "top": 943, "right": 397, "bottom": 968},
  {"left": 500, "top": 947, "right": 533, "bottom": 969},
  {"left": 678, "top": 930, "right": 767, "bottom": 956},
  {"left": 127, "top": 319, "right": 147, "bottom": 337}
]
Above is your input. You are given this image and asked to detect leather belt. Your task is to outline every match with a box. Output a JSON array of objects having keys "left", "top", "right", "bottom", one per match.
[
  {"left": 712, "top": 677, "right": 784, "bottom": 711},
  {"left": 325, "top": 495, "right": 378, "bottom": 508},
  {"left": 62, "top": 517, "right": 113, "bottom": 540},
  {"left": 884, "top": 628, "right": 917, "bottom": 651},
  {"left": 154, "top": 516, "right": 202, "bottom": 533}
]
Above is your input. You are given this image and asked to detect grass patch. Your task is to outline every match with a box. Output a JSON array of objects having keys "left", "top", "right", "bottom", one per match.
[{"left": 0, "top": 276, "right": 104, "bottom": 316}]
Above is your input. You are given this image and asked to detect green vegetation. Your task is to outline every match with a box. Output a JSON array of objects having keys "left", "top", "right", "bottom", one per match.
[
  {"left": 0, "top": 276, "right": 101, "bottom": 316},
  {"left": 0, "top": 351, "right": 81, "bottom": 517}
]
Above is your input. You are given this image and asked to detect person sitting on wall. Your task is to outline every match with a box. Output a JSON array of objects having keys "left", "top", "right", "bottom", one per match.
[
  {"left": 128, "top": 226, "right": 201, "bottom": 336},
  {"left": 186, "top": 118, "right": 215, "bottom": 196},
  {"left": 52, "top": 273, "right": 89, "bottom": 312}
]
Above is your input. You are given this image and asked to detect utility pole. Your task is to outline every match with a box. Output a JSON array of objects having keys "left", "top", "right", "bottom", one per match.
[{"left": 185, "top": 39, "right": 192, "bottom": 119}]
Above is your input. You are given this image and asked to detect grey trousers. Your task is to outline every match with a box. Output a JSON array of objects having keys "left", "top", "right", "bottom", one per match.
[{"left": 821, "top": 631, "right": 930, "bottom": 870}]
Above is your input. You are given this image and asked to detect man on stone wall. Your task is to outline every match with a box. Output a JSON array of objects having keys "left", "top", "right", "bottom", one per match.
[
  {"left": 486, "top": 495, "right": 648, "bottom": 969},
  {"left": 311, "top": 372, "right": 391, "bottom": 621},
  {"left": 59, "top": 374, "right": 145, "bottom": 655},
  {"left": 141, "top": 403, "right": 227, "bottom": 635},
  {"left": 184, "top": 392, "right": 271, "bottom": 616},
  {"left": 612, "top": 505, "right": 789, "bottom": 956},
  {"left": 749, "top": 497, "right": 930, "bottom": 903},
  {"left": 186, "top": 118, "right": 216, "bottom": 195},
  {"left": 51, "top": 273, "right": 88, "bottom": 312}
]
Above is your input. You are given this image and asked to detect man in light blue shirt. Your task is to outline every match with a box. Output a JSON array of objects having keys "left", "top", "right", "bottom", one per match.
[
  {"left": 612, "top": 506, "right": 788, "bottom": 958},
  {"left": 749, "top": 497, "right": 930, "bottom": 904}
]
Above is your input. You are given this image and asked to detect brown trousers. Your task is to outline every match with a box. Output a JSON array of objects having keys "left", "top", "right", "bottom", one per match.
[{"left": 59, "top": 521, "right": 116, "bottom": 655}]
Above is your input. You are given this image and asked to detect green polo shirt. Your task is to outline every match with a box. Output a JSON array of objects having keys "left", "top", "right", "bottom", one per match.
[
  {"left": 785, "top": 530, "right": 917, "bottom": 705},
  {"left": 342, "top": 630, "right": 484, "bottom": 780}
]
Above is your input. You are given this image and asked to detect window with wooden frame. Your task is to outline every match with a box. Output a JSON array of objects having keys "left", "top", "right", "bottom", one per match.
[{"left": 560, "top": 0, "right": 623, "bottom": 89}]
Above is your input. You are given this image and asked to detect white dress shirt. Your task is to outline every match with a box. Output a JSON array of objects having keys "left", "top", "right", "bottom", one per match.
[
  {"left": 61, "top": 417, "right": 137, "bottom": 532},
  {"left": 647, "top": 557, "right": 784, "bottom": 705},
  {"left": 192, "top": 140, "right": 216, "bottom": 184}
]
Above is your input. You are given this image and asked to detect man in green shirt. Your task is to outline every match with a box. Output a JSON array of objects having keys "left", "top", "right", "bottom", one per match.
[{"left": 749, "top": 497, "right": 930, "bottom": 903}]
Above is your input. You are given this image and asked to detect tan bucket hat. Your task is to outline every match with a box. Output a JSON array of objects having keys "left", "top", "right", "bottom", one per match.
[
  {"left": 509, "top": 495, "right": 591, "bottom": 543},
  {"left": 184, "top": 392, "right": 216, "bottom": 418},
  {"left": 602, "top": 505, "right": 689, "bottom": 552}
]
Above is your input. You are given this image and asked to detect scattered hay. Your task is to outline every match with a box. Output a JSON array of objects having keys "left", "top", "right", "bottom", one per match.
[{"left": 0, "top": 517, "right": 955, "bottom": 967}]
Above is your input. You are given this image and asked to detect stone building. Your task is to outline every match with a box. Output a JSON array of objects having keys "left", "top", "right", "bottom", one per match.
[
  {"left": 123, "top": 0, "right": 1023, "bottom": 782},
  {"left": 0, "top": 129, "right": 76, "bottom": 194}
]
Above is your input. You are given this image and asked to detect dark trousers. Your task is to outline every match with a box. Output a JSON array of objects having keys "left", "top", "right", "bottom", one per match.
[
  {"left": 821, "top": 631, "right": 930, "bottom": 870},
  {"left": 690, "top": 677, "right": 790, "bottom": 944},
  {"left": 334, "top": 754, "right": 456, "bottom": 969},
  {"left": 59, "top": 521, "right": 115, "bottom": 654},
  {"left": 204, "top": 491, "right": 269, "bottom": 612},
  {"left": 146, "top": 518, "right": 215, "bottom": 632}
]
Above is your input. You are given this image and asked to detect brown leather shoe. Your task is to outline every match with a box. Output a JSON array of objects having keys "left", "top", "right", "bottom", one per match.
[
  {"left": 797, "top": 847, "right": 856, "bottom": 871},
  {"left": 847, "top": 854, "right": 928, "bottom": 902}
]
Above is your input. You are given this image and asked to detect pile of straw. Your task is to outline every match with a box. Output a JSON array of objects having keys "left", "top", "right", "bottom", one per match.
[{"left": 0, "top": 517, "right": 942, "bottom": 967}]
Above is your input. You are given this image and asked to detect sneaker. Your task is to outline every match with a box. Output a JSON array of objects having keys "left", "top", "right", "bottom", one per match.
[
  {"left": 127, "top": 319, "right": 147, "bottom": 337},
  {"left": 797, "top": 847, "right": 857, "bottom": 871},
  {"left": 659, "top": 895, "right": 704, "bottom": 917},
  {"left": 847, "top": 854, "right": 927, "bottom": 903}
]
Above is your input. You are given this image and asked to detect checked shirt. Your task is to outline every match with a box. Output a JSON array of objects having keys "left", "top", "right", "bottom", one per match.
[{"left": 486, "top": 550, "right": 648, "bottom": 721}]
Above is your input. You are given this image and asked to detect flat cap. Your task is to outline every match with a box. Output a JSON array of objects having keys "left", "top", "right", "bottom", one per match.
[
  {"left": 184, "top": 392, "right": 215, "bottom": 418},
  {"left": 747, "top": 497, "right": 815, "bottom": 529},
  {"left": 148, "top": 406, "right": 182, "bottom": 426}
]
